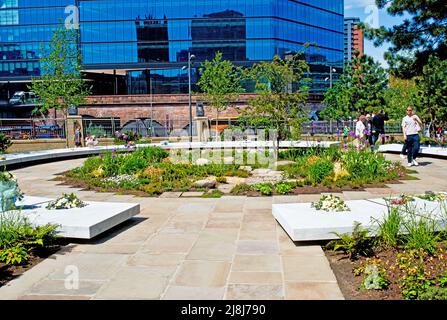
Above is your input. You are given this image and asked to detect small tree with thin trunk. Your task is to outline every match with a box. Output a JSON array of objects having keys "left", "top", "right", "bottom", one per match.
[
  {"left": 197, "top": 52, "right": 244, "bottom": 140},
  {"left": 30, "top": 25, "right": 91, "bottom": 117},
  {"left": 243, "top": 54, "right": 310, "bottom": 157}
]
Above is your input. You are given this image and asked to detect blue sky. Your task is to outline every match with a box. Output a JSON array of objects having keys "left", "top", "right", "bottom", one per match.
[{"left": 344, "top": 0, "right": 409, "bottom": 68}]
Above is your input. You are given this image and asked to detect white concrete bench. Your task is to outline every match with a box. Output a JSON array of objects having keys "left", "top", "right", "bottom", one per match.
[{"left": 8, "top": 196, "right": 140, "bottom": 239}]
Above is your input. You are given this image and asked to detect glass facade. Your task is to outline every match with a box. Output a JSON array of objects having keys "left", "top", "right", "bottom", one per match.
[{"left": 0, "top": 0, "right": 344, "bottom": 95}]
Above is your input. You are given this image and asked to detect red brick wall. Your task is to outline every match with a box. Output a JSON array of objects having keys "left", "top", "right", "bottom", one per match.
[{"left": 79, "top": 93, "right": 258, "bottom": 125}]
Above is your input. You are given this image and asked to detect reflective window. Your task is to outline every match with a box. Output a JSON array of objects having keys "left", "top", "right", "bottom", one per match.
[{"left": 1, "top": 0, "right": 344, "bottom": 93}]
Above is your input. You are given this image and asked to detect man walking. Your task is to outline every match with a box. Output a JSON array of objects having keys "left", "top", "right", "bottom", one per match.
[
  {"left": 372, "top": 109, "right": 389, "bottom": 145},
  {"left": 402, "top": 107, "right": 422, "bottom": 167}
]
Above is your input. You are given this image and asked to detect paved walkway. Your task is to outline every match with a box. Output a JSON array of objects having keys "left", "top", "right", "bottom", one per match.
[{"left": 1, "top": 154, "right": 446, "bottom": 300}]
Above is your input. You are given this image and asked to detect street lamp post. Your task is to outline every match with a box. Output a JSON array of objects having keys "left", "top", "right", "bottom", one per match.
[
  {"left": 183, "top": 52, "right": 196, "bottom": 143},
  {"left": 329, "top": 66, "right": 336, "bottom": 88},
  {"left": 325, "top": 66, "right": 337, "bottom": 89}
]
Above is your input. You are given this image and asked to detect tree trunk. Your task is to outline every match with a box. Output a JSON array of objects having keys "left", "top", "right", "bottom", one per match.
[{"left": 215, "top": 109, "right": 219, "bottom": 142}]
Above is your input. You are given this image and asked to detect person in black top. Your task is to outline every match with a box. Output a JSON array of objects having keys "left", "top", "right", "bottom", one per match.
[{"left": 371, "top": 109, "right": 389, "bottom": 145}]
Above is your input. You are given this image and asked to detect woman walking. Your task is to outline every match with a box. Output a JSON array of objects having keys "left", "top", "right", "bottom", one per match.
[{"left": 355, "top": 115, "right": 367, "bottom": 150}]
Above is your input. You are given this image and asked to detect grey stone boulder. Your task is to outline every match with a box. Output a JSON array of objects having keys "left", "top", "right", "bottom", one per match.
[{"left": 194, "top": 179, "right": 216, "bottom": 188}]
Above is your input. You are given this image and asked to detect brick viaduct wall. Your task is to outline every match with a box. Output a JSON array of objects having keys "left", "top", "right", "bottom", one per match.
[{"left": 79, "top": 94, "right": 258, "bottom": 126}]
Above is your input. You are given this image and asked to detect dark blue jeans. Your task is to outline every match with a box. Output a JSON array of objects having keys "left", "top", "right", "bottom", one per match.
[
  {"left": 406, "top": 134, "right": 420, "bottom": 163},
  {"left": 401, "top": 141, "right": 408, "bottom": 155}
]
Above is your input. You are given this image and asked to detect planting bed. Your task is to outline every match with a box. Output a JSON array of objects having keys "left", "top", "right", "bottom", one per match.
[{"left": 59, "top": 146, "right": 414, "bottom": 198}]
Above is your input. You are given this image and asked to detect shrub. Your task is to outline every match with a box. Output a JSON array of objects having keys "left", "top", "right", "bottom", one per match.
[
  {"left": 308, "top": 158, "right": 334, "bottom": 184},
  {"left": 402, "top": 209, "right": 440, "bottom": 254},
  {"left": 254, "top": 183, "right": 274, "bottom": 196},
  {"left": 216, "top": 176, "right": 227, "bottom": 184},
  {"left": 0, "top": 243, "right": 28, "bottom": 265},
  {"left": 0, "top": 212, "right": 58, "bottom": 266},
  {"left": 275, "top": 182, "right": 294, "bottom": 195},
  {"left": 327, "top": 222, "right": 374, "bottom": 260},
  {"left": 374, "top": 206, "right": 403, "bottom": 248},
  {"left": 231, "top": 183, "right": 252, "bottom": 195},
  {"left": 202, "top": 190, "right": 224, "bottom": 198},
  {"left": 0, "top": 133, "right": 12, "bottom": 153},
  {"left": 341, "top": 150, "right": 387, "bottom": 181},
  {"left": 139, "top": 183, "right": 163, "bottom": 196},
  {"left": 397, "top": 249, "right": 434, "bottom": 300},
  {"left": 418, "top": 287, "right": 447, "bottom": 300},
  {"left": 119, "top": 155, "right": 148, "bottom": 174},
  {"left": 133, "top": 147, "right": 169, "bottom": 163}
]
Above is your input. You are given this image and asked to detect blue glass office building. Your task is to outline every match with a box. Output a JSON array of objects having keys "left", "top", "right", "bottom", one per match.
[{"left": 0, "top": 0, "right": 344, "bottom": 98}]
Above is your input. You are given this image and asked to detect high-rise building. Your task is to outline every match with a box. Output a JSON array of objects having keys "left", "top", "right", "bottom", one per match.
[
  {"left": 344, "top": 17, "right": 364, "bottom": 63},
  {"left": 1, "top": 0, "right": 344, "bottom": 99}
]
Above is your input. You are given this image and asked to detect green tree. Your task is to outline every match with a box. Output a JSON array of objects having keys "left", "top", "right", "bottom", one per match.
[
  {"left": 243, "top": 54, "right": 310, "bottom": 156},
  {"left": 320, "top": 82, "right": 351, "bottom": 121},
  {"left": 197, "top": 52, "right": 244, "bottom": 140},
  {"left": 384, "top": 76, "right": 420, "bottom": 120},
  {"left": 415, "top": 55, "right": 447, "bottom": 130},
  {"left": 362, "top": 0, "right": 446, "bottom": 78},
  {"left": 322, "top": 54, "right": 388, "bottom": 119},
  {"left": 30, "top": 25, "right": 91, "bottom": 116}
]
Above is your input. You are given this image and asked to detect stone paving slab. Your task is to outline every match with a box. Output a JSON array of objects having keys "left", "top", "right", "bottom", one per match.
[{"left": 9, "top": 155, "right": 447, "bottom": 300}]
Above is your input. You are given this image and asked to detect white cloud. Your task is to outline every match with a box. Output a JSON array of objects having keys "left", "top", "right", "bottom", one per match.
[{"left": 344, "top": 0, "right": 377, "bottom": 10}]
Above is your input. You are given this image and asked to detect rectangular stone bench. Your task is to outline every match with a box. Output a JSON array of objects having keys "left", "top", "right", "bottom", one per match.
[
  {"left": 10, "top": 196, "right": 140, "bottom": 239},
  {"left": 272, "top": 198, "right": 446, "bottom": 241}
]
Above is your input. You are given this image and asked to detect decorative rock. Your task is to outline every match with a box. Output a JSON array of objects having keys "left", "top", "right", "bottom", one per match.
[
  {"left": 181, "top": 192, "right": 205, "bottom": 197},
  {"left": 196, "top": 158, "right": 211, "bottom": 166},
  {"left": 252, "top": 169, "right": 272, "bottom": 175},
  {"left": 217, "top": 184, "right": 234, "bottom": 194},
  {"left": 226, "top": 177, "right": 247, "bottom": 185},
  {"left": 194, "top": 179, "right": 216, "bottom": 188},
  {"left": 240, "top": 166, "right": 253, "bottom": 172}
]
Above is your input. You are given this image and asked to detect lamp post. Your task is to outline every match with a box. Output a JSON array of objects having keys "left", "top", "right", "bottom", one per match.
[
  {"left": 325, "top": 66, "right": 337, "bottom": 89},
  {"left": 329, "top": 66, "right": 336, "bottom": 88},
  {"left": 183, "top": 52, "right": 196, "bottom": 143}
]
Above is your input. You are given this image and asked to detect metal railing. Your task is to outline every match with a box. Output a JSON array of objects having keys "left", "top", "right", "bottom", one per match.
[
  {"left": 82, "top": 118, "right": 197, "bottom": 139},
  {"left": 301, "top": 120, "right": 403, "bottom": 135},
  {"left": 0, "top": 118, "right": 66, "bottom": 139}
]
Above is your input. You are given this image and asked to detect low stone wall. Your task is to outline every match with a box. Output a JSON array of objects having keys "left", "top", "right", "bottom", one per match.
[{"left": 7, "top": 139, "right": 67, "bottom": 153}]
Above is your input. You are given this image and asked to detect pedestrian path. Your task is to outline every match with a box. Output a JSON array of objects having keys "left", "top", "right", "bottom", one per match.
[{"left": 1, "top": 154, "right": 446, "bottom": 300}]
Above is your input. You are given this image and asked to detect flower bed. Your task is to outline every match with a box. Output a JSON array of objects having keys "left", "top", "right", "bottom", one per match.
[
  {"left": 0, "top": 212, "right": 60, "bottom": 288},
  {"left": 325, "top": 197, "right": 447, "bottom": 300},
  {"left": 60, "top": 146, "right": 413, "bottom": 198}
]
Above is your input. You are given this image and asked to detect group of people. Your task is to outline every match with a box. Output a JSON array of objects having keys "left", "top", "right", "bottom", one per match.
[
  {"left": 354, "top": 109, "right": 389, "bottom": 148},
  {"left": 74, "top": 125, "right": 98, "bottom": 148},
  {"left": 354, "top": 107, "right": 423, "bottom": 167}
]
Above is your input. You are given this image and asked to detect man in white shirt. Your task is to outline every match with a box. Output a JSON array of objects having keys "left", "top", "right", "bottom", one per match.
[{"left": 402, "top": 107, "right": 423, "bottom": 167}]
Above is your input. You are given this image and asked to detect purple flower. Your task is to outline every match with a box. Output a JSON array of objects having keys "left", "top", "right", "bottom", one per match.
[
  {"left": 111, "top": 154, "right": 116, "bottom": 159},
  {"left": 112, "top": 148, "right": 117, "bottom": 153},
  {"left": 348, "top": 131, "right": 356, "bottom": 137},
  {"left": 343, "top": 144, "right": 348, "bottom": 150},
  {"left": 123, "top": 134, "right": 128, "bottom": 140},
  {"left": 380, "top": 134, "right": 386, "bottom": 138}
]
